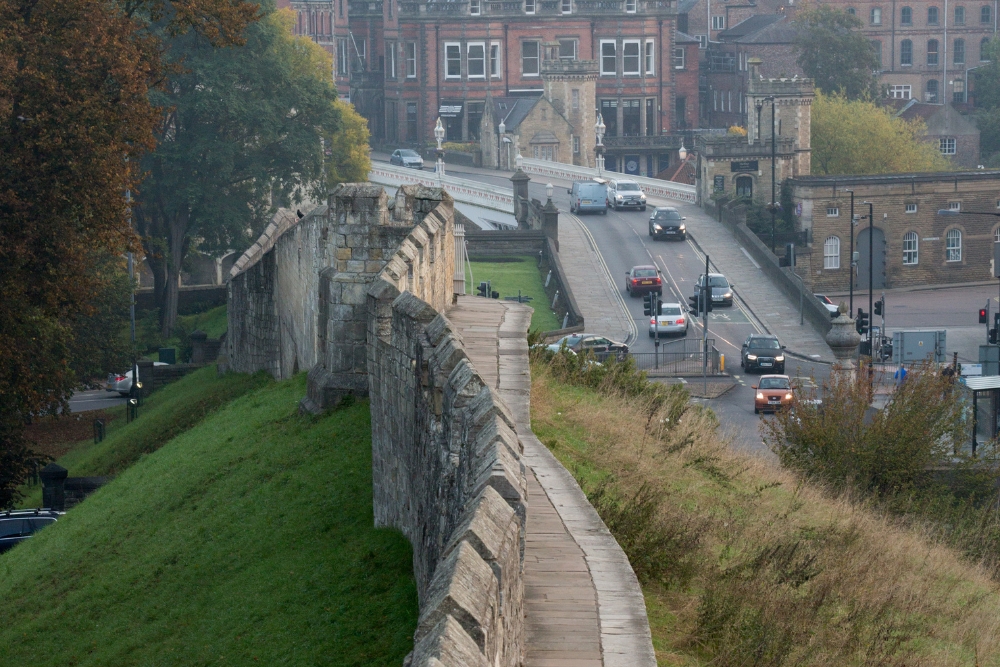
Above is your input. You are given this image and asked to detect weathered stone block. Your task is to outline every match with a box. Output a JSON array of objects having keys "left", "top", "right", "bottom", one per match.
[
  {"left": 415, "top": 541, "right": 497, "bottom": 652},
  {"left": 335, "top": 247, "right": 352, "bottom": 260}
]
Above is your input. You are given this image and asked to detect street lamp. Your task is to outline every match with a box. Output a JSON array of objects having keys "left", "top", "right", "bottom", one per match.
[
  {"left": 498, "top": 119, "right": 506, "bottom": 170},
  {"left": 594, "top": 113, "right": 606, "bottom": 177},
  {"left": 862, "top": 201, "right": 875, "bottom": 358},
  {"left": 678, "top": 142, "right": 687, "bottom": 161},
  {"left": 546, "top": 182, "right": 554, "bottom": 200},
  {"left": 845, "top": 188, "right": 856, "bottom": 313},
  {"left": 434, "top": 117, "right": 445, "bottom": 179}
]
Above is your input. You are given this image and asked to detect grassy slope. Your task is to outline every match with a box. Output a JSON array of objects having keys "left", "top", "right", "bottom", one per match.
[
  {"left": 1, "top": 373, "right": 417, "bottom": 666},
  {"left": 529, "top": 364, "right": 1000, "bottom": 666},
  {"left": 178, "top": 304, "right": 228, "bottom": 338},
  {"left": 466, "top": 256, "right": 561, "bottom": 332}
]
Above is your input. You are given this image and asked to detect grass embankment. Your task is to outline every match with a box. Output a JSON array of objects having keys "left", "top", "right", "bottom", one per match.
[
  {"left": 2, "top": 371, "right": 418, "bottom": 665},
  {"left": 529, "top": 354, "right": 1000, "bottom": 666},
  {"left": 466, "top": 256, "right": 561, "bottom": 332},
  {"left": 136, "top": 304, "right": 228, "bottom": 361}
]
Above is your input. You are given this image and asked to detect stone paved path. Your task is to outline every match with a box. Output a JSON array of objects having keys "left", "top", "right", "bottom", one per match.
[{"left": 449, "top": 296, "right": 657, "bottom": 667}]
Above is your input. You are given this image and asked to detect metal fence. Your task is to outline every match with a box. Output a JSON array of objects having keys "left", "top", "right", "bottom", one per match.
[{"left": 627, "top": 338, "right": 722, "bottom": 376}]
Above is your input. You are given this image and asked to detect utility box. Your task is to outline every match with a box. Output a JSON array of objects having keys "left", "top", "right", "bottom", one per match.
[
  {"left": 980, "top": 345, "right": 1000, "bottom": 376},
  {"left": 158, "top": 347, "right": 176, "bottom": 364},
  {"left": 892, "top": 330, "right": 946, "bottom": 364}
]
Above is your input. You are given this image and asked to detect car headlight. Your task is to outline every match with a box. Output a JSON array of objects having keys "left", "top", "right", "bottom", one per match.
[
  {"left": 679, "top": 224, "right": 686, "bottom": 230},
  {"left": 653, "top": 224, "right": 662, "bottom": 230},
  {"left": 723, "top": 292, "right": 732, "bottom": 298},
  {"left": 616, "top": 195, "right": 623, "bottom": 200},
  {"left": 785, "top": 393, "right": 793, "bottom": 400},
  {"left": 747, "top": 354, "right": 758, "bottom": 360},
  {"left": 775, "top": 355, "right": 785, "bottom": 362},
  {"left": 640, "top": 194, "right": 647, "bottom": 201},
  {"left": 756, "top": 392, "right": 765, "bottom": 400}
]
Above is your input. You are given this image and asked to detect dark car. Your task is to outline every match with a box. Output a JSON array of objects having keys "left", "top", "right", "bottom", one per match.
[
  {"left": 741, "top": 334, "right": 786, "bottom": 374},
  {"left": 0, "top": 509, "right": 62, "bottom": 555},
  {"left": 389, "top": 148, "right": 424, "bottom": 169},
  {"left": 626, "top": 265, "right": 663, "bottom": 297},
  {"left": 693, "top": 273, "right": 734, "bottom": 307},
  {"left": 546, "top": 333, "right": 629, "bottom": 360},
  {"left": 648, "top": 207, "right": 687, "bottom": 241}
]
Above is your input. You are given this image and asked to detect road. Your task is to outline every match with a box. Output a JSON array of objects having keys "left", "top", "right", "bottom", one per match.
[
  {"left": 392, "top": 157, "right": 833, "bottom": 454},
  {"left": 68, "top": 389, "right": 126, "bottom": 413}
]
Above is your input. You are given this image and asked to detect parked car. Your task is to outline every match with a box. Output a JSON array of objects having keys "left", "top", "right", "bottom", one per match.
[
  {"left": 753, "top": 375, "right": 793, "bottom": 414},
  {"left": 814, "top": 294, "right": 839, "bottom": 317},
  {"left": 626, "top": 265, "right": 663, "bottom": 297},
  {"left": 741, "top": 334, "right": 786, "bottom": 374},
  {"left": 649, "top": 303, "right": 689, "bottom": 337},
  {"left": 106, "top": 362, "right": 168, "bottom": 396},
  {"left": 648, "top": 207, "right": 686, "bottom": 240},
  {"left": 546, "top": 334, "right": 629, "bottom": 359},
  {"left": 0, "top": 509, "right": 63, "bottom": 555},
  {"left": 606, "top": 179, "right": 647, "bottom": 211},
  {"left": 389, "top": 149, "right": 424, "bottom": 169},
  {"left": 693, "top": 273, "right": 734, "bottom": 307},
  {"left": 568, "top": 181, "right": 608, "bottom": 215}
]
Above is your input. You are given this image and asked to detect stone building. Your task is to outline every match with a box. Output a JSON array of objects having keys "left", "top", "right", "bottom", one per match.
[
  {"left": 788, "top": 170, "right": 1000, "bottom": 292},
  {"left": 480, "top": 95, "right": 576, "bottom": 169},
  {"left": 696, "top": 62, "right": 814, "bottom": 203},
  {"left": 895, "top": 99, "right": 982, "bottom": 167}
]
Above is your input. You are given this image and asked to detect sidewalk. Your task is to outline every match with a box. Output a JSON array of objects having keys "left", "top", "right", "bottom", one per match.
[{"left": 449, "top": 296, "right": 657, "bottom": 667}]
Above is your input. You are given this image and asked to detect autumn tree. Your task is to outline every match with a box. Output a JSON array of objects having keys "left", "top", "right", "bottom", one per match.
[
  {"left": 0, "top": 0, "right": 257, "bottom": 507},
  {"left": 974, "top": 38, "right": 1000, "bottom": 165},
  {"left": 137, "top": 9, "right": 357, "bottom": 337},
  {"left": 794, "top": 5, "right": 880, "bottom": 100},
  {"left": 811, "top": 91, "right": 953, "bottom": 174},
  {"left": 326, "top": 99, "right": 372, "bottom": 186}
]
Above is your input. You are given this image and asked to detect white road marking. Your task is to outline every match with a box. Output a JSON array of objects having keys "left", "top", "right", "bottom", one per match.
[{"left": 569, "top": 212, "right": 638, "bottom": 345}]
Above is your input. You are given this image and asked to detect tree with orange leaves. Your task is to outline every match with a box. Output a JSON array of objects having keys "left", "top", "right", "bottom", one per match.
[{"left": 0, "top": 0, "right": 257, "bottom": 507}]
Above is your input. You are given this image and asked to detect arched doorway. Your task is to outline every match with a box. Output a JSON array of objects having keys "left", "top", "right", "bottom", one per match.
[
  {"left": 735, "top": 176, "right": 753, "bottom": 198},
  {"left": 856, "top": 226, "right": 886, "bottom": 290}
]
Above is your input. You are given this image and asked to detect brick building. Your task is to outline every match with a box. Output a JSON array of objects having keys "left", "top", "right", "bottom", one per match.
[
  {"left": 314, "top": 0, "right": 702, "bottom": 176},
  {"left": 789, "top": 170, "right": 1000, "bottom": 291},
  {"left": 792, "top": 0, "right": 998, "bottom": 105}
]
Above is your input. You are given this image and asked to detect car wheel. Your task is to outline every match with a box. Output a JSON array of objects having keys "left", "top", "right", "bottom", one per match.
[
  {"left": 641, "top": 205, "right": 646, "bottom": 212},
  {"left": 601, "top": 208, "right": 607, "bottom": 216},
  {"left": 649, "top": 332, "right": 654, "bottom": 338}
]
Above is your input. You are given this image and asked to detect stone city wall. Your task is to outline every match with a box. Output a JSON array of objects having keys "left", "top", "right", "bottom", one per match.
[{"left": 367, "top": 288, "right": 526, "bottom": 667}]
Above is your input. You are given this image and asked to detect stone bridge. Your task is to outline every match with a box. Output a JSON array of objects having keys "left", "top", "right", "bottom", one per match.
[{"left": 225, "top": 183, "right": 655, "bottom": 666}]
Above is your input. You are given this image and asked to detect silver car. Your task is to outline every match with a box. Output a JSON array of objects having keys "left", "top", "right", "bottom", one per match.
[
  {"left": 106, "top": 363, "right": 167, "bottom": 396},
  {"left": 649, "top": 303, "right": 689, "bottom": 338},
  {"left": 606, "top": 179, "right": 647, "bottom": 211},
  {"left": 389, "top": 148, "right": 424, "bottom": 169}
]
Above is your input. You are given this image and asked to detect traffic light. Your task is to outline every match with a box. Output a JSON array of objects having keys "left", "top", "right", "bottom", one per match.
[
  {"left": 477, "top": 281, "right": 488, "bottom": 298},
  {"left": 991, "top": 329, "right": 998, "bottom": 345},
  {"left": 644, "top": 293, "right": 662, "bottom": 316},
  {"left": 980, "top": 308, "right": 989, "bottom": 324},
  {"left": 688, "top": 294, "right": 700, "bottom": 314},
  {"left": 856, "top": 308, "right": 869, "bottom": 335},
  {"left": 874, "top": 299, "right": 883, "bottom": 317}
]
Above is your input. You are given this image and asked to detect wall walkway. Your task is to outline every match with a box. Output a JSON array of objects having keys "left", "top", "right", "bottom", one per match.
[{"left": 449, "top": 296, "right": 657, "bottom": 667}]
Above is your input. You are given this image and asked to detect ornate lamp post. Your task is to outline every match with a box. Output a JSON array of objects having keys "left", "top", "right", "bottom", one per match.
[
  {"left": 678, "top": 142, "right": 687, "bottom": 161},
  {"left": 498, "top": 119, "right": 506, "bottom": 170},
  {"left": 594, "top": 113, "right": 606, "bottom": 177},
  {"left": 434, "top": 117, "right": 445, "bottom": 180}
]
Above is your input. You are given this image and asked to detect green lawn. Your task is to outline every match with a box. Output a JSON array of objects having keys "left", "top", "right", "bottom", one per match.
[
  {"left": 178, "top": 304, "right": 228, "bottom": 338},
  {"left": 466, "top": 256, "right": 562, "bottom": 332},
  {"left": 1, "top": 371, "right": 418, "bottom": 666}
]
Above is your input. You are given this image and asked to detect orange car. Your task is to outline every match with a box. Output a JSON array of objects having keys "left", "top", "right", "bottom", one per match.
[{"left": 753, "top": 374, "right": 793, "bottom": 414}]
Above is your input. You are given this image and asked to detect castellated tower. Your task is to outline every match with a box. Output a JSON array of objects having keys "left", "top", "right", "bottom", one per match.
[
  {"left": 746, "top": 57, "right": 814, "bottom": 177},
  {"left": 541, "top": 43, "right": 598, "bottom": 168}
]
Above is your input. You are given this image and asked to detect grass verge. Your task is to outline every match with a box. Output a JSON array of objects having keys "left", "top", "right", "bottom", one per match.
[
  {"left": 1, "top": 372, "right": 418, "bottom": 666},
  {"left": 529, "top": 353, "right": 1000, "bottom": 666},
  {"left": 466, "top": 255, "right": 561, "bottom": 332}
]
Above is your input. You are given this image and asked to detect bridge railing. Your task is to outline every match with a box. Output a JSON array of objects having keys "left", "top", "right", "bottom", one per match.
[
  {"left": 368, "top": 163, "right": 514, "bottom": 214},
  {"left": 518, "top": 158, "right": 697, "bottom": 204}
]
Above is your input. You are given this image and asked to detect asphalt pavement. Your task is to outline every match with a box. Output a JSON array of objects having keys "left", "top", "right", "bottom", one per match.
[{"left": 68, "top": 389, "right": 126, "bottom": 414}]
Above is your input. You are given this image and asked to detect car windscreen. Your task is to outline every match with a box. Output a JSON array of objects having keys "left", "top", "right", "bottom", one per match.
[
  {"left": 660, "top": 307, "right": 682, "bottom": 316},
  {"left": 558, "top": 335, "right": 583, "bottom": 347},
  {"left": 617, "top": 182, "right": 641, "bottom": 191},
  {"left": 759, "top": 378, "right": 790, "bottom": 389},
  {"left": 708, "top": 277, "right": 729, "bottom": 287},
  {"left": 633, "top": 269, "right": 657, "bottom": 278},
  {"left": 399, "top": 150, "right": 420, "bottom": 157},
  {"left": 652, "top": 210, "right": 681, "bottom": 220},
  {"left": 749, "top": 339, "right": 781, "bottom": 350}
]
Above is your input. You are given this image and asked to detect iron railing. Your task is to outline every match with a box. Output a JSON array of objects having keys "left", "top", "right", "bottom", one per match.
[{"left": 628, "top": 338, "right": 721, "bottom": 375}]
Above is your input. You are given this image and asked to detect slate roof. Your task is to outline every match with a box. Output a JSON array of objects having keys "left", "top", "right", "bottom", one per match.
[
  {"left": 717, "top": 14, "right": 784, "bottom": 41},
  {"left": 490, "top": 96, "right": 542, "bottom": 132},
  {"left": 675, "top": 30, "right": 701, "bottom": 44}
]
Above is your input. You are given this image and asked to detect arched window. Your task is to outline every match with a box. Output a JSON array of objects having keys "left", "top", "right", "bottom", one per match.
[
  {"left": 984, "top": 5, "right": 993, "bottom": 22},
  {"left": 900, "top": 39, "right": 913, "bottom": 65},
  {"left": 928, "top": 5, "right": 939, "bottom": 23},
  {"left": 983, "top": 37, "right": 992, "bottom": 61},
  {"left": 955, "top": 38, "right": 966, "bottom": 64},
  {"left": 926, "top": 79, "right": 939, "bottom": 102},
  {"left": 946, "top": 229, "right": 962, "bottom": 262},
  {"left": 902, "top": 232, "right": 918, "bottom": 265},
  {"left": 901, "top": 6, "right": 912, "bottom": 23},
  {"left": 735, "top": 176, "right": 753, "bottom": 198},
  {"left": 847, "top": 6, "right": 856, "bottom": 14},
  {"left": 824, "top": 236, "right": 841, "bottom": 269},
  {"left": 927, "top": 39, "right": 939, "bottom": 65}
]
